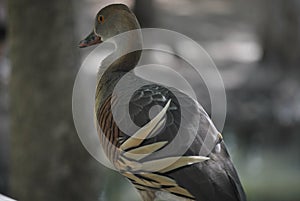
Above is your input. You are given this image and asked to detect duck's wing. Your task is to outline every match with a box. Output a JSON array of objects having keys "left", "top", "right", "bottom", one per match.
[{"left": 97, "top": 82, "right": 246, "bottom": 201}]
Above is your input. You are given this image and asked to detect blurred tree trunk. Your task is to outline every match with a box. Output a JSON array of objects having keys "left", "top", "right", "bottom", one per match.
[
  {"left": 260, "top": 0, "right": 300, "bottom": 70},
  {"left": 133, "top": 0, "right": 155, "bottom": 27},
  {"left": 0, "top": 28, "right": 8, "bottom": 195},
  {"left": 8, "top": 0, "right": 101, "bottom": 200},
  {"left": 0, "top": 0, "right": 8, "bottom": 195}
]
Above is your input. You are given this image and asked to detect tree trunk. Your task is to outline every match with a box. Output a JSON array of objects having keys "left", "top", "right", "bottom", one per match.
[
  {"left": 133, "top": 0, "right": 155, "bottom": 27},
  {"left": 259, "top": 0, "right": 300, "bottom": 70},
  {"left": 8, "top": 1, "right": 101, "bottom": 200}
]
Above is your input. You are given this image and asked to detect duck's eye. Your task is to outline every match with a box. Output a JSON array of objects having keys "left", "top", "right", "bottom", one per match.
[{"left": 98, "top": 15, "right": 104, "bottom": 23}]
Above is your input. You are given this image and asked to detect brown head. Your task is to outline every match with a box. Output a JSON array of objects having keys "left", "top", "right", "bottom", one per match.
[{"left": 79, "top": 4, "right": 141, "bottom": 48}]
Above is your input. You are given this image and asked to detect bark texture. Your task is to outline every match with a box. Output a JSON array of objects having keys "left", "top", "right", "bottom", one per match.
[{"left": 8, "top": 1, "right": 101, "bottom": 200}]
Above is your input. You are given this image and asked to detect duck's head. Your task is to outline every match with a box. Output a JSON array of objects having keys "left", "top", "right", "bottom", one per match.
[{"left": 79, "top": 4, "right": 140, "bottom": 48}]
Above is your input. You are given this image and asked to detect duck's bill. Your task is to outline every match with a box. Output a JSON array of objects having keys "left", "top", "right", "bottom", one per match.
[{"left": 79, "top": 31, "right": 102, "bottom": 48}]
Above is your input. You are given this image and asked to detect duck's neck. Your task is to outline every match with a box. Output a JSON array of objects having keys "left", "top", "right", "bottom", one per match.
[{"left": 96, "top": 32, "right": 142, "bottom": 106}]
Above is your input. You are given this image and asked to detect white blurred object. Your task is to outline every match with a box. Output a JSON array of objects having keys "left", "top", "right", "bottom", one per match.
[{"left": 0, "top": 194, "right": 16, "bottom": 201}]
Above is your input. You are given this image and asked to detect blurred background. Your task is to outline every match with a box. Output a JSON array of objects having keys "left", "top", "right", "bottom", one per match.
[{"left": 1, "top": 0, "right": 300, "bottom": 200}]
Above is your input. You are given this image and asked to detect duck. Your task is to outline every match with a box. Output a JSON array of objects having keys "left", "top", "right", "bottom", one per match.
[{"left": 79, "top": 4, "right": 247, "bottom": 201}]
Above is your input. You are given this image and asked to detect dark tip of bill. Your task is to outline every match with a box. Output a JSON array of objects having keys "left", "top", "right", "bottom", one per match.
[{"left": 78, "top": 40, "right": 87, "bottom": 48}]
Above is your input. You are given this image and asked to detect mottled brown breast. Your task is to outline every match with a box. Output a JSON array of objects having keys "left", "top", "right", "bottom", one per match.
[{"left": 96, "top": 95, "right": 121, "bottom": 165}]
